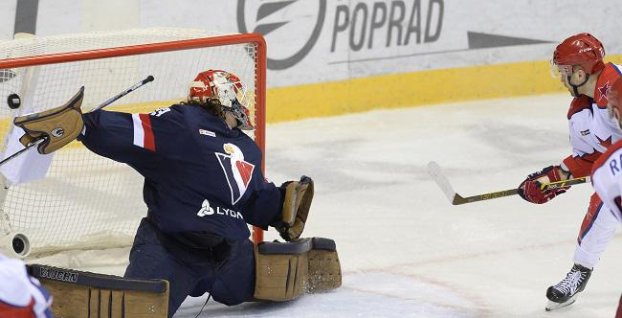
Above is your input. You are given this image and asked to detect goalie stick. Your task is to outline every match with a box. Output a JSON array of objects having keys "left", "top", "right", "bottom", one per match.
[
  {"left": 0, "top": 75, "right": 155, "bottom": 167},
  {"left": 427, "top": 161, "right": 590, "bottom": 205}
]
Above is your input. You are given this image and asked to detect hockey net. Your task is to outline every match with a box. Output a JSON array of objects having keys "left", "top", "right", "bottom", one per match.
[{"left": 0, "top": 28, "right": 266, "bottom": 257}]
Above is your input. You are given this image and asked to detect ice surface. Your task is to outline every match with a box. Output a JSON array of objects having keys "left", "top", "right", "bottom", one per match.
[{"left": 35, "top": 93, "right": 622, "bottom": 317}]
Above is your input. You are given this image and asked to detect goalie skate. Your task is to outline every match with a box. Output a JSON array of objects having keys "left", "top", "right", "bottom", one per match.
[{"left": 544, "top": 264, "right": 591, "bottom": 311}]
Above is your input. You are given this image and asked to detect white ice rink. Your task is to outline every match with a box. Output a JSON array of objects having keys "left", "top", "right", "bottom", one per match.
[{"left": 38, "top": 93, "right": 622, "bottom": 317}]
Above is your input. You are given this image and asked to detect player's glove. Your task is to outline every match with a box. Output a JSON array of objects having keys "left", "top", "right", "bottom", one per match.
[
  {"left": 518, "top": 165, "right": 570, "bottom": 204},
  {"left": 273, "top": 176, "right": 314, "bottom": 241},
  {"left": 13, "top": 87, "right": 84, "bottom": 154}
]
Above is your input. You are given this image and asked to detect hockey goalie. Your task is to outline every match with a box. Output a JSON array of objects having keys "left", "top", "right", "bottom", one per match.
[{"left": 13, "top": 70, "right": 341, "bottom": 317}]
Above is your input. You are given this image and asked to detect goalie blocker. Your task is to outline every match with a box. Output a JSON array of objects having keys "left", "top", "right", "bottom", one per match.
[{"left": 28, "top": 237, "right": 340, "bottom": 317}]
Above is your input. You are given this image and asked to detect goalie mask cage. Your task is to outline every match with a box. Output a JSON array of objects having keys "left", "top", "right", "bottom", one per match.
[{"left": 0, "top": 28, "right": 266, "bottom": 257}]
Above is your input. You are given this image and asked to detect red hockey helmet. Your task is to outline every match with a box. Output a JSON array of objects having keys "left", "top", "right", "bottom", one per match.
[
  {"left": 552, "top": 33, "right": 605, "bottom": 76},
  {"left": 189, "top": 70, "right": 253, "bottom": 130}
]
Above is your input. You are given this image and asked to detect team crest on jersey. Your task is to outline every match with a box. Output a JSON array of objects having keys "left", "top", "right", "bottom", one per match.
[
  {"left": 215, "top": 143, "right": 255, "bottom": 204},
  {"left": 598, "top": 82, "right": 611, "bottom": 101}
]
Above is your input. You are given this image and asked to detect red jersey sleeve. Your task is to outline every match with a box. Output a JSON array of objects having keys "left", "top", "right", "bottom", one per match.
[{"left": 563, "top": 152, "right": 602, "bottom": 177}]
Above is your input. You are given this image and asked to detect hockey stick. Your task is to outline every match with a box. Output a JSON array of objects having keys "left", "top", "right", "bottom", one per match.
[
  {"left": 92, "top": 75, "right": 154, "bottom": 111},
  {"left": 0, "top": 75, "right": 155, "bottom": 167},
  {"left": 427, "top": 161, "right": 590, "bottom": 205}
]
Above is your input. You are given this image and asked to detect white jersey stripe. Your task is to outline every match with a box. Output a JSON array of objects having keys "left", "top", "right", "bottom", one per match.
[{"left": 132, "top": 114, "right": 145, "bottom": 148}]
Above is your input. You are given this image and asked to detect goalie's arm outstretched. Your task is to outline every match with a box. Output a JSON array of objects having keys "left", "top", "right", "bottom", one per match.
[{"left": 13, "top": 90, "right": 315, "bottom": 242}]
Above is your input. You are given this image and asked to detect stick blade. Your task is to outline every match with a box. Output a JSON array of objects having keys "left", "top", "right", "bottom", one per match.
[{"left": 427, "top": 161, "right": 459, "bottom": 204}]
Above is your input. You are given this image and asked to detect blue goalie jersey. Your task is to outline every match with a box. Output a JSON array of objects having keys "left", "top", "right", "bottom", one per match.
[{"left": 79, "top": 104, "right": 283, "bottom": 240}]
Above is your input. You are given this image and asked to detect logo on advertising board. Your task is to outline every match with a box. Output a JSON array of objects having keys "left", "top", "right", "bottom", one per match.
[
  {"left": 237, "top": 0, "right": 554, "bottom": 71},
  {"left": 237, "top": 0, "right": 326, "bottom": 70}
]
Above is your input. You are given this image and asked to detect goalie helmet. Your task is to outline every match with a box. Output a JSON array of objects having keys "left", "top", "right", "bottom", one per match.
[
  {"left": 552, "top": 33, "right": 605, "bottom": 75},
  {"left": 189, "top": 70, "right": 253, "bottom": 130}
]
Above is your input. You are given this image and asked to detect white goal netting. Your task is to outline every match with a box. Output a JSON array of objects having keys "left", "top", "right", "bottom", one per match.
[{"left": 0, "top": 28, "right": 265, "bottom": 256}]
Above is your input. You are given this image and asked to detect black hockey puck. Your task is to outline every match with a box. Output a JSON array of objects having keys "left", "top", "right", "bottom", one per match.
[
  {"left": 12, "top": 236, "right": 25, "bottom": 254},
  {"left": 7, "top": 93, "right": 20, "bottom": 109}
]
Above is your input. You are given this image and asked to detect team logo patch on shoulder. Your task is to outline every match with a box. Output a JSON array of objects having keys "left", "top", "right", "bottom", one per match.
[
  {"left": 215, "top": 143, "right": 255, "bottom": 204},
  {"left": 598, "top": 82, "right": 611, "bottom": 101}
]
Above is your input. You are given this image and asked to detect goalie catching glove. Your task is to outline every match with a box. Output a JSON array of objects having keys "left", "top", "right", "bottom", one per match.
[
  {"left": 273, "top": 176, "right": 314, "bottom": 241},
  {"left": 13, "top": 87, "right": 85, "bottom": 154},
  {"left": 518, "top": 165, "right": 571, "bottom": 204}
]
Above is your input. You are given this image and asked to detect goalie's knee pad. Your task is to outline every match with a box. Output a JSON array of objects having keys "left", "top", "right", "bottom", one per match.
[
  {"left": 253, "top": 237, "right": 341, "bottom": 302},
  {"left": 27, "top": 264, "right": 169, "bottom": 318}
]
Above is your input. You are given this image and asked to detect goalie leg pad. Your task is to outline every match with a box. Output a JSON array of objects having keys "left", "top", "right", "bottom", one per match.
[
  {"left": 27, "top": 264, "right": 169, "bottom": 318},
  {"left": 253, "top": 237, "right": 341, "bottom": 302},
  {"left": 308, "top": 239, "right": 342, "bottom": 292}
]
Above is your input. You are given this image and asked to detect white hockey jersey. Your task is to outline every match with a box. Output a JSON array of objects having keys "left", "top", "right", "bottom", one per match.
[
  {"left": 563, "top": 63, "right": 622, "bottom": 177},
  {"left": 592, "top": 140, "right": 622, "bottom": 222},
  {"left": 0, "top": 254, "right": 52, "bottom": 317}
]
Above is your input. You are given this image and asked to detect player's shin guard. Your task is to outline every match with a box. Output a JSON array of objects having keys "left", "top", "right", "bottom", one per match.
[
  {"left": 27, "top": 264, "right": 169, "bottom": 317},
  {"left": 253, "top": 237, "right": 341, "bottom": 301}
]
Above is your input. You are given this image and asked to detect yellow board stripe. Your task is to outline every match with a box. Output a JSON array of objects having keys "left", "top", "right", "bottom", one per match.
[
  {"left": 4, "top": 55, "right": 622, "bottom": 149},
  {"left": 266, "top": 54, "right": 622, "bottom": 123}
]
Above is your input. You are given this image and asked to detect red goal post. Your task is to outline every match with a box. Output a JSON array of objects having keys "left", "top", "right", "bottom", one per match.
[{"left": 0, "top": 29, "right": 266, "bottom": 257}]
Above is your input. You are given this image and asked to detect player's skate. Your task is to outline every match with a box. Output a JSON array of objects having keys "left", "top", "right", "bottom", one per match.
[{"left": 545, "top": 264, "right": 592, "bottom": 311}]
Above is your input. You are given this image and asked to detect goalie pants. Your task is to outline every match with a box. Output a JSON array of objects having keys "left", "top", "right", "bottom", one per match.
[
  {"left": 574, "top": 193, "right": 622, "bottom": 269},
  {"left": 124, "top": 218, "right": 255, "bottom": 316}
]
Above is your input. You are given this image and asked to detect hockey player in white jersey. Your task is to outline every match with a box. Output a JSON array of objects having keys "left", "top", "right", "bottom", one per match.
[
  {"left": 0, "top": 253, "right": 53, "bottom": 317},
  {"left": 590, "top": 77, "right": 622, "bottom": 318},
  {"left": 517, "top": 33, "right": 622, "bottom": 310}
]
